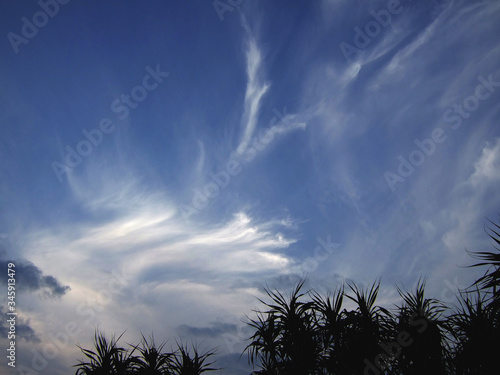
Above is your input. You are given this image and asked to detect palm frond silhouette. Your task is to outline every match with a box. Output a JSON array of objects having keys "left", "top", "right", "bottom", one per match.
[
  {"left": 169, "top": 342, "right": 218, "bottom": 375},
  {"left": 394, "top": 280, "right": 447, "bottom": 375},
  {"left": 448, "top": 289, "right": 500, "bottom": 374},
  {"left": 245, "top": 280, "right": 321, "bottom": 375},
  {"left": 74, "top": 331, "right": 127, "bottom": 375},
  {"left": 468, "top": 217, "right": 500, "bottom": 305},
  {"left": 133, "top": 334, "right": 171, "bottom": 375}
]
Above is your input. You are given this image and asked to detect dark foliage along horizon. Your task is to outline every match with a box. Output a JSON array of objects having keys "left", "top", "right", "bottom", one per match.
[{"left": 74, "top": 218, "right": 500, "bottom": 375}]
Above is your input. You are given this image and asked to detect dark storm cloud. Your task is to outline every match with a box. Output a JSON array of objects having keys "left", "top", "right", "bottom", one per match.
[
  {"left": 176, "top": 322, "right": 238, "bottom": 338},
  {"left": 0, "top": 258, "right": 70, "bottom": 297},
  {"left": 0, "top": 307, "right": 40, "bottom": 343}
]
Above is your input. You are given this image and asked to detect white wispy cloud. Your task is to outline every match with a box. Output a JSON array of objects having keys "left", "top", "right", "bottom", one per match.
[
  {"left": 16, "top": 167, "right": 299, "bottom": 370},
  {"left": 236, "top": 37, "right": 271, "bottom": 154},
  {"left": 468, "top": 138, "right": 500, "bottom": 186}
]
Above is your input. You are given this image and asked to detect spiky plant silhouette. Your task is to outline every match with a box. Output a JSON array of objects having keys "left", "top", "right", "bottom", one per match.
[
  {"left": 393, "top": 280, "right": 448, "bottom": 375},
  {"left": 447, "top": 289, "right": 500, "bottom": 374},
  {"left": 169, "top": 343, "right": 218, "bottom": 375},
  {"left": 112, "top": 346, "right": 138, "bottom": 375},
  {"left": 75, "top": 331, "right": 218, "bottom": 375},
  {"left": 245, "top": 280, "right": 321, "bottom": 375},
  {"left": 245, "top": 311, "right": 280, "bottom": 374},
  {"left": 468, "top": 218, "right": 500, "bottom": 307},
  {"left": 310, "top": 286, "right": 345, "bottom": 374},
  {"left": 133, "top": 334, "right": 172, "bottom": 375},
  {"left": 339, "top": 281, "right": 393, "bottom": 375},
  {"left": 74, "top": 331, "right": 128, "bottom": 375}
]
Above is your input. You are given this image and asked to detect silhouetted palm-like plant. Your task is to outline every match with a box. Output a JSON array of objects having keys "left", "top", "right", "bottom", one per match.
[
  {"left": 340, "top": 281, "right": 392, "bottom": 375},
  {"left": 169, "top": 343, "right": 218, "bottom": 375},
  {"left": 245, "top": 280, "right": 321, "bottom": 375},
  {"left": 74, "top": 331, "right": 127, "bottom": 375},
  {"left": 245, "top": 312, "right": 280, "bottom": 374},
  {"left": 74, "top": 332, "right": 219, "bottom": 375},
  {"left": 448, "top": 289, "right": 500, "bottom": 374},
  {"left": 393, "top": 280, "right": 448, "bottom": 375},
  {"left": 468, "top": 218, "right": 500, "bottom": 307},
  {"left": 134, "top": 334, "right": 172, "bottom": 375},
  {"left": 310, "top": 286, "right": 345, "bottom": 374},
  {"left": 112, "top": 346, "right": 138, "bottom": 375}
]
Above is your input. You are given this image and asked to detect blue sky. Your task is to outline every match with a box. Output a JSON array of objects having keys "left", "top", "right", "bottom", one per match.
[{"left": 1, "top": 0, "right": 500, "bottom": 374}]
